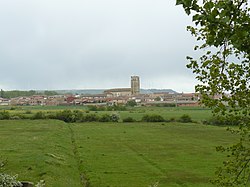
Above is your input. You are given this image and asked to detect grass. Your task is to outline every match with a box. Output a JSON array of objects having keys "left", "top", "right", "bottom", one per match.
[
  {"left": 0, "top": 119, "right": 237, "bottom": 187},
  {"left": 73, "top": 122, "right": 235, "bottom": 187},
  {"left": 0, "top": 120, "right": 82, "bottom": 187}
]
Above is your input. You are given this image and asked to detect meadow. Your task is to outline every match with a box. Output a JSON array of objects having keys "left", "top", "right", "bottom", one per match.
[{"left": 0, "top": 106, "right": 238, "bottom": 186}]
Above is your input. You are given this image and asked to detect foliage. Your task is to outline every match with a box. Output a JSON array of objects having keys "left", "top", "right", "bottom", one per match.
[
  {"left": 126, "top": 100, "right": 137, "bottom": 107},
  {"left": 0, "top": 111, "right": 10, "bottom": 120},
  {"left": 157, "top": 103, "right": 176, "bottom": 107},
  {"left": 0, "top": 89, "right": 58, "bottom": 99},
  {"left": 55, "top": 110, "right": 75, "bottom": 123},
  {"left": 99, "top": 113, "right": 120, "bottom": 122},
  {"left": 176, "top": 0, "right": 250, "bottom": 186},
  {"left": 82, "top": 114, "right": 99, "bottom": 122},
  {"left": 203, "top": 115, "right": 250, "bottom": 126},
  {"left": 178, "top": 114, "right": 192, "bottom": 123},
  {"left": 25, "top": 110, "right": 32, "bottom": 114},
  {"left": 98, "top": 114, "right": 111, "bottom": 122},
  {"left": 141, "top": 114, "right": 165, "bottom": 122},
  {"left": 109, "top": 113, "right": 120, "bottom": 122},
  {"left": 87, "top": 105, "right": 99, "bottom": 111},
  {"left": 43, "top": 90, "right": 58, "bottom": 96},
  {"left": 32, "top": 111, "right": 46, "bottom": 120},
  {"left": 154, "top": 97, "right": 161, "bottom": 101},
  {"left": 123, "top": 117, "right": 136, "bottom": 123}
]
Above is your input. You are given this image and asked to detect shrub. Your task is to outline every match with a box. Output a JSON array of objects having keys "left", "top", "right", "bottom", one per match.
[
  {"left": 141, "top": 114, "right": 165, "bottom": 122},
  {"left": 32, "top": 111, "right": 46, "bottom": 120},
  {"left": 126, "top": 100, "right": 137, "bottom": 107},
  {"left": 16, "top": 114, "right": 27, "bottom": 120},
  {"left": 87, "top": 105, "right": 97, "bottom": 111},
  {"left": 82, "top": 114, "right": 99, "bottom": 122},
  {"left": 99, "top": 114, "right": 112, "bottom": 122},
  {"left": 72, "top": 110, "right": 84, "bottom": 122},
  {"left": 203, "top": 115, "right": 249, "bottom": 126},
  {"left": 178, "top": 114, "right": 192, "bottom": 123},
  {"left": 123, "top": 117, "right": 136, "bottom": 122},
  {"left": 25, "top": 110, "right": 32, "bottom": 114},
  {"left": 110, "top": 113, "right": 120, "bottom": 122},
  {"left": 170, "top": 117, "right": 176, "bottom": 122},
  {"left": 0, "top": 111, "right": 10, "bottom": 120},
  {"left": 55, "top": 110, "right": 74, "bottom": 123}
]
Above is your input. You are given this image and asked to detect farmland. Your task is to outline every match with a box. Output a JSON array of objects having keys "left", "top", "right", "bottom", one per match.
[{"left": 0, "top": 106, "right": 237, "bottom": 186}]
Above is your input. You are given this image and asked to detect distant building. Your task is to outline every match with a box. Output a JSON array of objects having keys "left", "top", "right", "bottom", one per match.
[
  {"left": 104, "top": 76, "right": 140, "bottom": 97},
  {"left": 131, "top": 76, "right": 140, "bottom": 95},
  {"left": 104, "top": 88, "right": 131, "bottom": 97},
  {"left": 0, "top": 97, "right": 10, "bottom": 106}
]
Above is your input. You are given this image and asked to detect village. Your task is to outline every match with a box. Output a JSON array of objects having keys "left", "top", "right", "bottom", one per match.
[
  {"left": 0, "top": 76, "right": 201, "bottom": 107},
  {"left": 0, "top": 91, "right": 200, "bottom": 107}
]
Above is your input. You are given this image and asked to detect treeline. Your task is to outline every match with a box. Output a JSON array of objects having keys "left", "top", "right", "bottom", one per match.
[
  {"left": 203, "top": 115, "right": 250, "bottom": 126},
  {"left": 0, "top": 110, "right": 193, "bottom": 123},
  {"left": 0, "top": 89, "right": 58, "bottom": 98}
]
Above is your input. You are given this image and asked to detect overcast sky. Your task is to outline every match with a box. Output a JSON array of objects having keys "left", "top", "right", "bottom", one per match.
[{"left": 0, "top": 0, "right": 199, "bottom": 92}]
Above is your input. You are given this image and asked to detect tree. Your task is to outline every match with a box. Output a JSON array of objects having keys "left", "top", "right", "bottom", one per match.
[
  {"left": 176, "top": 0, "right": 250, "bottom": 186},
  {"left": 154, "top": 96, "right": 161, "bottom": 101},
  {"left": 0, "top": 89, "right": 5, "bottom": 98},
  {"left": 126, "top": 100, "right": 137, "bottom": 107}
]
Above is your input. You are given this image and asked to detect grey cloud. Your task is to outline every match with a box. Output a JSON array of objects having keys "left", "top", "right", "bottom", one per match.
[{"left": 0, "top": 0, "right": 197, "bottom": 92}]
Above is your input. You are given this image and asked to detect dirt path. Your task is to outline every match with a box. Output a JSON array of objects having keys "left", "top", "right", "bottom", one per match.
[{"left": 68, "top": 124, "right": 90, "bottom": 187}]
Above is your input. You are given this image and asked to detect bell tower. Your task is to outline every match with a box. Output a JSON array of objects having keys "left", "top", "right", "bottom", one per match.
[{"left": 131, "top": 76, "right": 140, "bottom": 95}]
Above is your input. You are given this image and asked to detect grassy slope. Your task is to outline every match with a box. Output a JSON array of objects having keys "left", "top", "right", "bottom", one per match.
[
  {"left": 0, "top": 119, "right": 237, "bottom": 187},
  {"left": 72, "top": 122, "right": 236, "bottom": 187},
  {"left": 0, "top": 120, "right": 82, "bottom": 187}
]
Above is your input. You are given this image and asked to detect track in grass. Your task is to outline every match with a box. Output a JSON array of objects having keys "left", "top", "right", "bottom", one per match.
[
  {"left": 68, "top": 124, "right": 90, "bottom": 187},
  {"left": 0, "top": 120, "right": 237, "bottom": 187}
]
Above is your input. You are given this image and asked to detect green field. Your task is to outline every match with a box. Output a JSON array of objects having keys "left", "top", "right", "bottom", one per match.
[
  {"left": 0, "top": 113, "right": 238, "bottom": 186},
  {"left": 0, "top": 106, "right": 212, "bottom": 122}
]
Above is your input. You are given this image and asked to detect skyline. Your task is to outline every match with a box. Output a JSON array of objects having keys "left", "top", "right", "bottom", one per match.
[{"left": 0, "top": 0, "right": 199, "bottom": 93}]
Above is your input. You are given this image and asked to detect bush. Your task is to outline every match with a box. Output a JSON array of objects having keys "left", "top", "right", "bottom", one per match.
[
  {"left": 0, "top": 111, "right": 10, "bottom": 120},
  {"left": 110, "top": 113, "right": 120, "bottom": 122},
  {"left": 126, "top": 100, "right": 137, "bottom": 107},
  {"left": 32, "top": 111, "right": 46, "bottom": 120},
  {"left": 99, "top": 114, "right": 112, "bottom": 122},
  {"left": 55, "top": 110, "right": 75, "bottom": 123},
  {"left": 98, "top": 113, "right": 120, "bottom": 122},
  {"left": 141, "top": 114, "right": 165, "bottom": 122},
  {"left": 82, "top": 114, "right": 99, "bottom": 122},
  {"left": 72, "top": 110, "right": 84, "bottom": 122},
  {"left": 203, "top": 115, "right": 249, "bottom": 126},
  {"left": 123, "top": 117, "right": 136, "bottom": 122},
  {"left": 170, "top": 117, "right": 176, "bottom": 122},
  {"left": 25, "top": 110, "right": 32, "bottom": 114},
  {"left": 87, "top": 105, "right": 108, "bottom": 111},
  {"left": 178, "top": 114, "right": 192, "bottom": 123}
]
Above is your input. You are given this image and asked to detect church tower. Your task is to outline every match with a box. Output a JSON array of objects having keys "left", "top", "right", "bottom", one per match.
[{"left": 131, "top": 76, "right": 140, "bottom": 95}]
